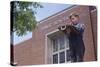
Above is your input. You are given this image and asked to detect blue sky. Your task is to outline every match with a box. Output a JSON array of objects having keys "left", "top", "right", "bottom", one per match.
[{"left": 14, "top": 3, "right": 72, "bottom": 45}]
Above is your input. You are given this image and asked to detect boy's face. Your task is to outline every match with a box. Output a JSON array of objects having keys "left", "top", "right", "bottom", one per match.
[{"left": 70, "top": 16, "right": 79, "bottom": 24}]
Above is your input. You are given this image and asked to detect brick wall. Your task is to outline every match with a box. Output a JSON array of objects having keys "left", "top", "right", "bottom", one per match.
[{"left": 14, "top": 38, "right": 33, "bottom": 66}]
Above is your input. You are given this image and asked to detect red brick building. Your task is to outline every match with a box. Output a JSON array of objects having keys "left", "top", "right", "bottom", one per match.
[{"left": 12, "top": 5, "right": 97, "bottom": 66}]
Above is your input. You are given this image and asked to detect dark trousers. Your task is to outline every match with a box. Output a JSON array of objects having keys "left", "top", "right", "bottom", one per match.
[{"left": 69, "top": 43, "right": 85, "bottom": 62}]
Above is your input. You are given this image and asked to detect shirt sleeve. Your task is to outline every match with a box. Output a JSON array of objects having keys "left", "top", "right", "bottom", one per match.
[{"left": 74, "top": 24, "right": 85, "bottom": 34}]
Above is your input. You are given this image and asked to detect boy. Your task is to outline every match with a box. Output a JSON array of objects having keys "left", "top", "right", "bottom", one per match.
[
  {"left": 59, "top": 13, "right": 85, "bottom": 62},
  {"left": 68, "top": 13, "right": 85, "bottom": 62}
]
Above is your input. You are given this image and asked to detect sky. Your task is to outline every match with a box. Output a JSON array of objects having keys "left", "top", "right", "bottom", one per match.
[{"left": 13, "top": 2, "right": 72, "bottom": 45}]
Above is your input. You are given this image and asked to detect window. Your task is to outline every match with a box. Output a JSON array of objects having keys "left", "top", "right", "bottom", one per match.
[
  {"left": 59, "top": 36, "right": 65, "bottom": 50},
  {"left": 52, "top": 35, "right": 71, "bottom": 64},
  {"left": 53, "top": 38, "right": 58, "bottom": 52},
  {"left": 59, "top": 51, "right": 65, "bottom": 63},
  {"left": 53, "top": 54, "right": 58, "bottom": 64}
]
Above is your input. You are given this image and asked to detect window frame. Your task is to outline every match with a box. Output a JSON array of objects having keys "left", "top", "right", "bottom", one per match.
[{"left": 52, "top": 35, "right": 71, "bottom": 64}]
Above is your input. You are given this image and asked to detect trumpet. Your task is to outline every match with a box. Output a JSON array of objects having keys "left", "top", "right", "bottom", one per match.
[
  {"left": 59, "top": 25, "right": 67, "bottom": 31},
  {"left": 58, "top": 25, "right": 71, "bottom": 34}
]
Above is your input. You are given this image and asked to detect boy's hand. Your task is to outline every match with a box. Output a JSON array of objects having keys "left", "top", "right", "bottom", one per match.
[{"left": 66, "top": 27, "right": 71, "bottom": 34}]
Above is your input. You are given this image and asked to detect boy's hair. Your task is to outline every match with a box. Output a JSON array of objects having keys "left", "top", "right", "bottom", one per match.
[{"left": 69, "top": 13, "right": 79, "bottom": 19}]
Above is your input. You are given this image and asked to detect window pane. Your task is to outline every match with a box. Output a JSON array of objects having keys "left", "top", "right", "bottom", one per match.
[
  {"left": 53, "top": 54, "right": 58, "bottom": 64},
  {"left": 66, "top": 50, "right": 71, "bottom": 61},
  {"left": 59, "top": 51, "right": 65, "bottom": 63},
  {"left": 52, "top": 39, "right": 58, "bottom": 52},
  {"left": 66, "top": 36, "right": 69, "bottom": 48},
  {"left": 59, "top": 36, "right": 65, "bottom": 50}
]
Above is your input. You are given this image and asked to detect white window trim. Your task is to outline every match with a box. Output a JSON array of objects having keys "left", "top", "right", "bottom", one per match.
[
  {"left": 45, "top": 29, "right": 59, "bottom": 64},
  {"left": 45, "top": 29, "right": 71, "bottom": 64}
]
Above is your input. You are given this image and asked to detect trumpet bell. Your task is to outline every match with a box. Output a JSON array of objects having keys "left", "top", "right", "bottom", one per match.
[{"left": 60, "top": 25, "right": 66, "bottom": 30}]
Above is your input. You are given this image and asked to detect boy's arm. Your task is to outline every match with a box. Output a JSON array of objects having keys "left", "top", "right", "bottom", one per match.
[
  {"left": 58, "top": 24, "right": 85, "bottom": 34},
  {"left": 70, "top": 24, "right": 85, "bottom": 34}
]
